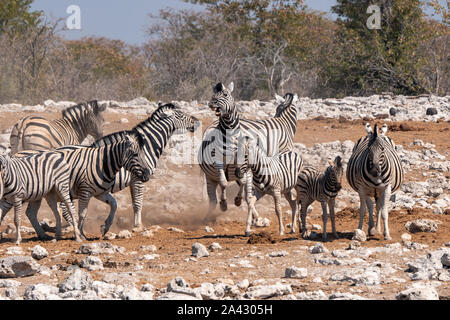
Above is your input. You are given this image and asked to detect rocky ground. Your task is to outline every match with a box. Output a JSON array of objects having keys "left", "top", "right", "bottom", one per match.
[{"left": 0, "top": 95, "right": 448, "bottom": 300}]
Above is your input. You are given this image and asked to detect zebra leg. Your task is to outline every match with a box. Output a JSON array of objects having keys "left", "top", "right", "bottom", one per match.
[
  {"left": 96, "top": 193, "right": 118, "bottom": 236},
  {"left": 234, "top": 179, "right": 245, "bottom": 207},
  {"left": 357, "top": 192, "right": 368, "bottom": 231},
  {"left": 284, "top": 190, "right": 297, "bottom": 234},
  {"left": 76, "top": 191, "right": 92, "bottom": 241},
  {"left": 328, "top": 198, "right": 338, "bottom": 239},
  {"left": 0, "top": 200, "right": 13, "bottom": 226},
  {"left": 273, "top": 188, "right": 285, "bottom": 236},
  {"left": 55, "top": 189, "right": 83, "bottom": 242},
  {"left": 218, "top": 167, "right": 228, "bottom": 211},
  {"left": 12, "top": 198, "right": 23, "bottom": 245},
  {"left": 245, "top": 195, "right": 257, "bottom": 236},
  {"left": 321, "top": 201, "right": 328, "bottom": 241},
  {"left": 205, "top": 176, "right": 218, "bottom": 216},
  {"left": 299, "top": 201, "right": 309, "bottom": 239},
  {"left": 379, "top": 186, "right": 392, "bottom": 240},
  {"left": 25, "top": 199, "right": 51, "bottom": 240},
  {"left": 44, "top": 194, "right": 63, "bottom": 240},
  {"left": 365, "top": 196, "right": 376, "bottom": 236},
  {"left": 130, "top": 181, "right": 144, "bottom": 228}
]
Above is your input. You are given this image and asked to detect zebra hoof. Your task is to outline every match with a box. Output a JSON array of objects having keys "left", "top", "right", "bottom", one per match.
[
  {"left": 38, "top": 234, "right": 53, "bottom": 241},
  {"left": 234, "top": 197, "right": 242, "bottom": 207},
  {"left": 384, "top": 235, "right": 392, "bottom": 241},
  {"left": 369, "top": 227, "right": 377, "bottom": 236},
  {"left": 220, "top": 200, "right": 228, "bottom": 212},
  {"left": 244, "top": 231, "right": 252, "bottom": 237}
]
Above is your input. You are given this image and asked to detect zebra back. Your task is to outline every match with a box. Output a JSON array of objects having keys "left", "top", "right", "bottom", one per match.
[
  {"left": 9, "top": 100, "right": 107, "bottom": 154},
  {"left": 346, "top": 123, "right": 403, "bottom": 194}
]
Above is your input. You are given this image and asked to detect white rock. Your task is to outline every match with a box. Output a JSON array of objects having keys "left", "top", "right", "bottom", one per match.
[
  {"left": 245, "top": 283, "right": 292, "bottom": 299},
  {"left": 81, "top": 256, "right": 104, "bottom": 271},
  {"left": 209, "top": 242, "right": 222, "bottom": 251},
  {"left": 31, "top": 245, "right": 48, "bottom": 260},
  {"left": 117, "top": 230, "right": 132, "bottom": 239},
  {"left": 352, "top": 229, "right": 367, "bottom": 242},
  {"left": 0, "top": 256, "right": 40, "bottom": 278},
  {"left": 309, "top": 243, "right": 328, "bottom": 254},
  {"left": 58, "top": 268, "right": 93, "bottom": 292},
  {"left": 285, "top": 266, "right": 308, "bottom": 279},
  {"left": 192, "top": 243, "right": 209, "bottom": 258},
  {"left": 405, "top": 219, "right": 438, "bottom": 233},
  {"left": 396, "top": 285, "right": 439, "bottom": 300},
  {"left": 24, "top": 284, "right": 61, "bottom": 300}
]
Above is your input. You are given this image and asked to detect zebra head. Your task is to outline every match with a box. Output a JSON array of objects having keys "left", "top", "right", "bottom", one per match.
[
  {"left": 84, "top": 100, "right": 107, "bottom": 140},
  {"left": 327, "top": 155, "right": 344, "bottom": 192},
  {"left": 366, "top": 124, "right": 387, "bottom": 181},
  {"left": 209, "top": 82, "right": 235, "bottom": 117},
  {"left": 274, "top": 93, "right": 298, "bottom": 117},
  {"left": 153, "top": 103, "right": 200, "bottom": 133},
  {"left": 122, "top": 134, "right": 152, "bottom": 183}
]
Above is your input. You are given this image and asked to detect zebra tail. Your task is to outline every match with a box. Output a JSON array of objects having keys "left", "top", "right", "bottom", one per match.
[{"left": 9, "top": 122, "right": 23, "bottom": 155}]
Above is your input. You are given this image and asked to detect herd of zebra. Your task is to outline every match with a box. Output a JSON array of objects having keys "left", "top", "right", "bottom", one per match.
[{"left": 0, "top": 82, "right": 404, "bottom": 245}]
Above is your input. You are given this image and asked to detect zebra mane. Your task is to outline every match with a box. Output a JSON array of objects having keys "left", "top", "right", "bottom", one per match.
[{"left": 62, "top": 100, "right": 98, "bottom": 118}]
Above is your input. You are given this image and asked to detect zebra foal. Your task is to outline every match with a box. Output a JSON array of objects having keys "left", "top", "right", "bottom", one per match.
[
  {"left": 346, "top": 123, "right": 404, "bottom": 240},
  {"left": 10, "top": 100, "right": 107, "bottom": 154},
  {"left": 0, "top": 153, "right": 82, "bottom": 244},
  {"left": 236, "top": 136, "right": 303, "bottom": 236},
  {"left": 296, "top": 156, "right": 344, "bottom": 240}
]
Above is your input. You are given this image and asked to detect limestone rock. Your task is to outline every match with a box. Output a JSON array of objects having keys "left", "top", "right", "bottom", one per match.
[{"left": 0, "top": 256, "right": 40, "bottom": 278}]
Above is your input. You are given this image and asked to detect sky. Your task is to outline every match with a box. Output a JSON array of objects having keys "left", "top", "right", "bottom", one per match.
[{"left": 30, "top": 0, "right": 444, "bottom": 45}]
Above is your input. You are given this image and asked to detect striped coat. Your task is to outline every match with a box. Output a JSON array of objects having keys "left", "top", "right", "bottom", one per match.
[
  {"left": 199, "top": 82, "right": 299, "bottom": 219},
  {"left": 346, "top": 123, "right": 404, "bottom": 240},
  {"left": 296, "top": 156, "right": 344, "bottom": 240},
  {"left": 90, "top": 103, "right": 199, "bottom": 232},
  {"left": 0, "top": 153, "right": 82, "bottom": 244},
  {"left": 10, "top": 100, "right": 107, "bottom": 154},
  {"left": 236, "top": 136, "right": 303, "bottom": 236}
]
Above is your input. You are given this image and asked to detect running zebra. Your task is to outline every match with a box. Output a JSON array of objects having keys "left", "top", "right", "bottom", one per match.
[
  {"left": 21, "top": 134, "right": 151, "bottom": 239},
  {"left": 88, "top": 102, "right": 199, "bottom": 233},
  {"left": 346, "top": 123, "right": 404, "bottom": 240},
  {"left": 0, "top": 153, "right": 82, "bottom": 244},
  {"left": 235, "top": 135, "right": 303, "bottom": 236},
  {"left": 10, "top": 100, "right": 107, "bottom": 154},
  {"left": 296, "top": 156, "right": 344, "bottom": 240},
  {"left": 199, "top": 82, "right": 299, "bottom": 220}
]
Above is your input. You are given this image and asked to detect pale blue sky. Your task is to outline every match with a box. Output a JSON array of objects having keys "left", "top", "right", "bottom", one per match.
[{"left": 31, "top": 0, "right": 444, "bottom": 45}]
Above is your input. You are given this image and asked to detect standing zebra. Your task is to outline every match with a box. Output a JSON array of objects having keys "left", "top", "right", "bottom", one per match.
[
  {"left": 0, "top": 153, "right": 82, "bottom": 244},
  {"left": 235, "top": 136, "right": 303, "bottom": 236},
  {"left": 199, "top": 82, "right": 299, "bottom": 221},
  {"left": 296, "top": 156, "right": 344, "bottom": 240},
  {"left": 10, "top": 100, "right": 107, "bottom": 154},
  {"left": 88, "top": 102, "right": 199, "bottom": 233},
  {"left": 21, "top": 134, "right": 151, "bottom": 239},
  {"left": 346, "top": 123, "right": 404, "bottom": 240}
]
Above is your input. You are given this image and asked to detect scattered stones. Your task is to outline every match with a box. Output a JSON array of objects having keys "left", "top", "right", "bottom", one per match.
[
  {"left": 426, "top": 107, "right": 438, "bottom": 116},
  {"left": 58, "top": 268, "right": 93, "bottom": 292},
  {"left": 76, "top": 242, "right": 125, "bottom": 255},
  {"left": 192, "top": 243, "right": 209, "bottom": 258},
  {"left": 24, "top": 284, "right": 61, "bottom": 300},
  {"left": 103, "top": 232, "right": 116, "bottom": 240},
  {"left": 329, "top": 292, "right": 367, "bottom": 300},
  {"left": 309, "top": 243, "right": 328, "bottom": 254},
  {"left": 396, "top": 284, "right": 439, "bottom": 300},
  {"left": 296, "top": 290, "right": 327, "bottom": 300},
  {"left": 405, "top": 219, "right": 438, "bottom": 233},
  {"left": 254, "top": 217, "right": 270, "bottom": 227},
  {"left": 31, "top": 245, "right": 48, "bottom": 260},
  {"left": 285, "top": 266, "right": 308, "bottom": 279},
  {"left": 81, "top": 256, "right": 104, "bottom": 271},
  {"left": 208, "top": 242, "right": 222, "bottom": 251},
  {"left": 6, "top": 246, "right": 23, "bottom": 255},
  {"left": 167, "top": 227, "right": 185, "bottom": 233},
  {"left": 0, "top": 256, "right": 40, "bottom": 278},
  {"left": 245, "top": 283, "right": 292, "bottom": 299},
  {"left": 269, "top": 251, "right": 289, "bottom": 257},
  {"left": 352, "top": 229, "right": 367, "bottom": 242},
  {"left": 117, "top": 230, "right": 132, "bottom": 239},
  {"left": 204, "top": 226, "right": 214, "bottom": 233}
]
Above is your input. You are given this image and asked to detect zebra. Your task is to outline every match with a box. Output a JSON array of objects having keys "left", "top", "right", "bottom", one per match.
[
  {"left": 0, "top": 152, "right": 82, "bottom": 244},
  {"left": 87, "top": 102, "right": 199, "bottom": 233},
  {"left": 198, "top": 82, "right": 299, "bottom": 222},
  {"left": 346, "top": 123, "right": 404, "bottom": 240},
  {"left": 10, "top": 100, "right": 107, "bottom": 154},
  {"left": 296, "top": 156, "right": 344, "bottom": 240},
  {"left": 235, "top": 135, "right": 303, "bottom": 236},
  {"left": 20, "top": 134, "right": 151, "bottom": 240}
]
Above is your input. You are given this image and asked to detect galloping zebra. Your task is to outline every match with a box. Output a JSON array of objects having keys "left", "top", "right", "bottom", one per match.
[
  {"left": 0, "top": 153, "right": 82, "bottom": 244},
  {"left": 346, "top": 123, "right": 404, "bottom": 240},
  {"left": 20, "top": 134, "right": 151, "bottom": 239},
  {"left": 10, "top": 100, "right": 107, "bottom": 154},
  {"left": 296, "top": 156, "right": 344, "bottom": 240},
  {"left": 198, "top": 82, "right": 299, "bottom": 221},
  {"left": 235, "top": 135, "right": 303, "bottom": 236},
  {"left": 89, "top": 102, "right": 199, "bottom": 233}
]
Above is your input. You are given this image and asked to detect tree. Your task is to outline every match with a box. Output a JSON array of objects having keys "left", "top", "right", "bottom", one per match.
[{"left": 0, "top": 0, "right": 42, "bottom": 36}]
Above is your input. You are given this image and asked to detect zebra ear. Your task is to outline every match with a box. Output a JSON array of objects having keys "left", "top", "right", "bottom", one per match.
[
  {"left": 334, "top": 155, "right": 342, "bottom": 167},
  {"left": 213, "top": 83, "right": 225, "bottom": 93},
  {"left": 275, "top": 94, "right": 284, "bottom": 104},
  {"left": 381, "top": 124, "right": 388, "bottom": 135},
  {"left": 292, "top": 94, "right": 298, "bottom": 104},
  {"left": 227, "top": 82, "right": 234, "bottom": 93},
  {"left": 365, "top": 123, "right": 372, "bottom": 134}
]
